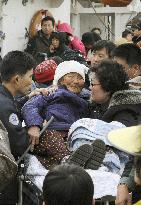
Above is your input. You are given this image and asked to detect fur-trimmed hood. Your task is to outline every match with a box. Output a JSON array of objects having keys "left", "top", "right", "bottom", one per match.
[{"left": 109, "top": 89, "right": 141, "bottom": 108}]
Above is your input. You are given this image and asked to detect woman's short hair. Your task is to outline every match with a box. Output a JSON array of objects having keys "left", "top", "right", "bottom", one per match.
[
  {"left": 89, "top": 59, "right": 129, "bottom": 95},
  {"left": 43, "top": 164, "right": 94, "bottom": 205}
]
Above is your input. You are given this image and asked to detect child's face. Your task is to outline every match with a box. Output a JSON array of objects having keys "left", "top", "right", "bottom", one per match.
[{"left": 60, "top": 72, "right": 84, "bottom": 94}]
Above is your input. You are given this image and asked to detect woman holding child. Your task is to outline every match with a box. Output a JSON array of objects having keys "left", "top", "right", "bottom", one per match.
[{"left": 22, "top": 60, "right": 89, "bottom": 169}]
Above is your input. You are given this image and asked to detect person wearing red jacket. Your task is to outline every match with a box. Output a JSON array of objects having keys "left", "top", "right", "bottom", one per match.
[{"left": 57, "top": 22, "right": 86, "bottom": 57}]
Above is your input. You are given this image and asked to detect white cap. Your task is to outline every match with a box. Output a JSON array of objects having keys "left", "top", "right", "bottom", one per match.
[{"left": 53, "top": 60, "right": 89, "bottom": 85}]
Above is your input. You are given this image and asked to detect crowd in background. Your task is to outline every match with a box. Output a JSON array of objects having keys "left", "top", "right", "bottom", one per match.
[{"left": 0, "top": 14, "right": 141, "bottom": 205}]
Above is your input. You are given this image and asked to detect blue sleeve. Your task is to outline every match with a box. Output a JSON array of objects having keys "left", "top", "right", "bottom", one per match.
[{"left": 21, "top": 94, "right": 51, "bottom": 128}]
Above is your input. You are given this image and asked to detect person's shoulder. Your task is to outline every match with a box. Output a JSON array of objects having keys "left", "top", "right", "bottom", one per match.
[
  {"left": 0, "top": 89, "right": 14, "bottom": 110},
  {"left": 0, "top": 93, "right": 14, "bottom": 109},
  {"left": 28, "top": 30, "right": 41, "bottom": 42},
  {"left": 54, "top": 87, "right": 73, "bottom": 97},
  {"left": 36, "top": 30, "right": 45, "bottom": 39}
]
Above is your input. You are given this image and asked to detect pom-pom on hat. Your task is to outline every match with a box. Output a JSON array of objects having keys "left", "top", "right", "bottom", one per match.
[
  {"left": 53, "top": 60, "right": 89, "bottom": 85},
  {"left": 34, "top": 59, "right": 57, "bottom": 83}
]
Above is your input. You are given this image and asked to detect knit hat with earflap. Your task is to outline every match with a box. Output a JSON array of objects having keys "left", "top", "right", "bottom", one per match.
[
  {"left": 53, "top": 60, "right": 89, "bottom": 85},
  {"left": 34, "top": 59, "right": 57, "bottom": 83}
]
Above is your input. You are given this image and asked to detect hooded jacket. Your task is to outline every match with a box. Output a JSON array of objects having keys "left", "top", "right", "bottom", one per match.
[
  {"left": 57, "top": 23, "right": 86, "bottom": 55},
  {"left": 102, "top": 89, "right": 141, "bottom": 126}
]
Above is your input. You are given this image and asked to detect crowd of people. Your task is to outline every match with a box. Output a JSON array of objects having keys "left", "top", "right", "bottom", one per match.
[{"left": 0, "top": 14, "right": 141, "bottom": 205}]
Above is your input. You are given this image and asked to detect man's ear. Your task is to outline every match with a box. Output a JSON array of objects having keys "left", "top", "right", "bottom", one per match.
[{"left": 11, "top": 74, "right": 20, "bottom": 85}]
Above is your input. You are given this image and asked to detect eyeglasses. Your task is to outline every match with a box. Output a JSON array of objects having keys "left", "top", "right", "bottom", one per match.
[{"left": 91, "top": 83, "right": 100, "bottom": 87}]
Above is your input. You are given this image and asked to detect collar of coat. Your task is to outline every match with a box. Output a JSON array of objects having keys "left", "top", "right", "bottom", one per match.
[{"left": 109, "top": 89, "right": 141, "bottom": 108}]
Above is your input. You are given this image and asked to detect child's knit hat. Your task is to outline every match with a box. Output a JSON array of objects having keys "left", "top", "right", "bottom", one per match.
[{"left": 34, "top": 59, "right": 57, "bottom": 83}]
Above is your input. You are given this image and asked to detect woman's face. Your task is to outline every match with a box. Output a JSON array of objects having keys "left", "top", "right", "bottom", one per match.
[
  {"left": 59, "top": 72, "right": 84, "bottom": 94},
  {"left": 89, "top": 73, "right": 110, "bottom": 104},
  {"left": 52, "top": 38, "right": 60, "bottom": 49}
]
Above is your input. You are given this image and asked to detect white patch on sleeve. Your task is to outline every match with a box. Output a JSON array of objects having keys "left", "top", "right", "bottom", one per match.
[{"left": 9, "top": 113, "right": 19, "bottom": 126}]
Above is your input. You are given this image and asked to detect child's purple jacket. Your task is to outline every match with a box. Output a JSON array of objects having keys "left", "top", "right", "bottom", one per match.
[{"left": 22, "top": 87, "right": 89, "bottom": 130}]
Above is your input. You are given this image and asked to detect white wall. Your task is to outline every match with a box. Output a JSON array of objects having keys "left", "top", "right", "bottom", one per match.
[
  {"left": 1, "top": 0, "right": 141, "bottom": 57},
  {"left": 1, "top": 0, "right": 71, "bottom": 57},
  {"left": 80, "top": 13, "right": 109, "bottom": 40},
  {"left": 71, "top": 0, "right": 141, "bottom": 41}
]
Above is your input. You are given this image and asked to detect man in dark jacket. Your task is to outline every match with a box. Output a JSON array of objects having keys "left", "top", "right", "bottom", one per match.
[
  {"left": 25, "top": 16, "right": 55, "bottom": 63},
  {"left": 0, "top": 50, "right": 37, "bottom": 204}
]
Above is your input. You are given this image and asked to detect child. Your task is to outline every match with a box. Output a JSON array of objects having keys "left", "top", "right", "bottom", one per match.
[{"left": 34, "top": 59, "right": 57, "bottom": 88}]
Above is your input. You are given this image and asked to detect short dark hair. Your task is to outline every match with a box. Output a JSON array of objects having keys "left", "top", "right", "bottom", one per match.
[
  {"left": 122, "top": 29, "right": 133, "bottom": 38},
  {"left": 93, "top": 40, "right": 116, "bottom": 58},
  {"left": 91, "top": 27, "right": 101, "bottom": 35},
  {"left": 112, "top": 43, "right": 141, "bottom": 67},
  {"left": 82, "top": 32, "right": 101, "bottom": 45},
  {"left": 89, "top": 59, "right": 129, "bottom": 95},
  {"left": 48, "top": 56, "right": 63, "bottom": 65},
  {"left": 43, "top": 164, "right": 94, "bottom": 205},
  {"left": 0, "top": 51, "right": 36, "bottom": 82},
  {"left": 41, "top": 16, "right": 55, "bottom": 27},
  {"left": 62, "top": 50, "right": 88, "bottom": 66}
]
